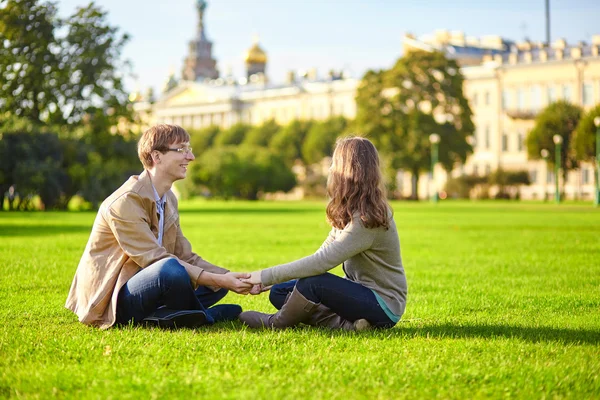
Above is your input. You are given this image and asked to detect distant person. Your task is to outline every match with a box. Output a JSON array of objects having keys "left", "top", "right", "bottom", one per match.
[
  {"left": 240, "top": 136, "right": 407, "bottom": 330},
  {"left": 66, "top": 124, "right": 252, "bottom": 329}
]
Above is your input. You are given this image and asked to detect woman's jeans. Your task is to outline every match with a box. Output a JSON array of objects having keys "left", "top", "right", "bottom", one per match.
[
  {"left": 270, "top": 273, "right": 396, "bottom": 329},
  {"left": 115, "top": 258, "right": 227, "bottom": 325}
]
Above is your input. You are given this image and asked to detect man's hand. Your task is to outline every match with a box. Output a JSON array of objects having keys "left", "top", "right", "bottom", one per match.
[
  {"left": 249, "top": 283, "right": 272, "bottom": 295},
  {"left": 217, "top": 272, "right": 253, "bottom": 294}
]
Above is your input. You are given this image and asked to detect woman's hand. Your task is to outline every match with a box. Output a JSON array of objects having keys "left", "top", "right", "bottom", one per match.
[{"left": 241, "top": 270, "right": 262, "bottom": 285}]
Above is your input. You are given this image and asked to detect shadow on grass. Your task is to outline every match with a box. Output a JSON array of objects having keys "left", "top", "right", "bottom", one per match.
[
  {"left": 199, "top": 322, "right": 600, "bottom": 345},
  {"left": 321, "top": 323, "right": 600, "bottom": 345},
  {"left": 0, "top": 224, "right": 91, "bottom": 237}
]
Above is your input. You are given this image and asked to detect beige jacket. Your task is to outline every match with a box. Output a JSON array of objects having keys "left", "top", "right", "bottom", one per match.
[{"left": 65, "top": 171, "right": 227, "bottom": 329}]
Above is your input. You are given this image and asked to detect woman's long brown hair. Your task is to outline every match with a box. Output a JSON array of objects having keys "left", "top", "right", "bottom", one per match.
[{"left": 326, "top": 136, "right": 390, "bottom": 230}]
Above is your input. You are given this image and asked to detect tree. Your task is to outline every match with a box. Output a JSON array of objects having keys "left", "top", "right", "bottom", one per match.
[
  {"left": 53, "top": 3, "right": 131, "bottom": 126},
  {"left": 488, "top": 168, "right": 531, "bottom": 199},
  {"left": 242, "top": 119, "right": 280, "bottom": 147},
  {"left": 269, "top": 120, "right": 313, "bottom": 167},
  {"left": 0, "top": 0, "right": 132, "bottom": 126},
  {"left": 302, "top": 116, "right": 348, "bottom": 165},
  {"left": 0, "top": 0, "right": 61, "bottom": 124},
  {"left": 355, "top": 50, "right": 474, "bottom": 199},
  {"left": 526, "top": 101, "right": 582, "bottom": 184},
  {"left": 572, "top": 104, "right": 600, "bottom": 163},
  {"left": 213, "top": 123, "right": 250, "bottom": 146},
  {"left": 189, "top": 125, "right": 220, "bottom": 153},
  {"left": 191, "top": 146, "right": 296, "bottom": 200}
]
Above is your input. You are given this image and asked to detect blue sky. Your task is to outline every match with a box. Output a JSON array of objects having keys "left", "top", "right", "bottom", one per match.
[{"left": 55, "top": 0, "right": 600, "bottom": 95}]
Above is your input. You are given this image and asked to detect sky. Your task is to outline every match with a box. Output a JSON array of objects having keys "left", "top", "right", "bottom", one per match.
[{"left": 55, "top": 0, "right": 600, "bottom": 95}]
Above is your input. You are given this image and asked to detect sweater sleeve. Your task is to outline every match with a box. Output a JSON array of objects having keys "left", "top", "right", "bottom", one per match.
[
  {"left": 316, "top": 227, "right": 336, "bottom": 252},
  {"left": 261, "top": 220, "right": 375, "bottom": 286}
]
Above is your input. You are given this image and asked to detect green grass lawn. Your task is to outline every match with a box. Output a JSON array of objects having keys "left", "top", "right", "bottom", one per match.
[{"left": 1, "top": 200, "right": 599, "bottom": 399}]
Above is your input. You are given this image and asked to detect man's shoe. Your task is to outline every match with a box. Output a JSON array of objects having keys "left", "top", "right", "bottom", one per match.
[
  {"left": 142, "top": 309, "right": 208, "bottom": 329},
  {"left": 206, "top": 304, "right": 242, "bottom": 323}
]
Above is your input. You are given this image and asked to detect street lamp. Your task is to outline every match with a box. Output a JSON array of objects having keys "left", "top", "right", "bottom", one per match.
[
  {"left": 429, "top": 133, "right": 440, "bottom": 203},
  {"left": 541, "top": 149, "right": 549, "bottom": 201},
  {"left": 553, "top": 134, "right": 563, "bottom": 204},
  {"left": 594, "top": 117, "right": 600, "bottom": 207}
]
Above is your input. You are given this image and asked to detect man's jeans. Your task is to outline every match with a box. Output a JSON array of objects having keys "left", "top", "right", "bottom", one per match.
[
  {"left": 269, "top": 273, "right": 395, "bottom": 329},
  {"left": 116, "top": 258, "right": 227, "bottom": 325}
]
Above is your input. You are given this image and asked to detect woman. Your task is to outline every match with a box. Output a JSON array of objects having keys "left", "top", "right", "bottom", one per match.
[{"left": 240, "top": 136, "right": 407, "bottom": 330}]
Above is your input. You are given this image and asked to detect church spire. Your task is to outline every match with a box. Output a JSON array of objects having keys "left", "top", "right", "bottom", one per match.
[
  {"left": 196, "top": 0, "right": 207, "bottom": 39},
  {"left": 182, "top": 0, "right": 218, "bottom": 81}
]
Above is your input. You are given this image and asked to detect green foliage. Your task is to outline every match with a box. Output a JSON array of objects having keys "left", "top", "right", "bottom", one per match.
[
  {"left": 269, "top": 120, "right": 313, "bottom": 167},
  {"left": 0, "top": 0, "right": 60, "bottom": 123},
  {"left": 189, "top": 125, "right": 221, "bottom": 153},
  {"left": 572, "top": 104, "right": 600, "bottom": 162},
  {"left": 214, "top": 123, "right": 250, "bottom": 146},
  {"left": 0, "top": 0, "right": 132, "bottom": 126},
  {"left": 1, "top": 202, "right": 600, "bottom": 398},
  {"left": 355, "top": 50, "right": 474, "bottom": 200},
  {"left": 526, "top": 101, "right": 582, "bottom": 173},
  {"left": 302, "top": 116, "right": 348, "bottom": 164},
  {"left": 191, "top": 146, "right": 296, "bottom": 200},
  {"left": 444, "top": 174, "right": 487, "bottom": 199},
  {"left": 242, "top": 119, "right": 280, "bottom": 147},
  {"left": 488, "top": 168, "right": 531, "bottom": 199}
]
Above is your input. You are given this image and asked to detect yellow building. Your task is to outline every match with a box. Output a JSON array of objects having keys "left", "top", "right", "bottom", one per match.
[
  {"left": 152, "top": 72, "right": 357, "bottom": 129},
  {"left": 459, "top": 36, "right": 600, "bottom": 201},
  {"left": 146, "top": 20, "right": 600, "bottom": 201}
]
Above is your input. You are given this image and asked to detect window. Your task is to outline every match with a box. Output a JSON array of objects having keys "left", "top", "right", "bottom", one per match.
[
  {"left": 517, "top": 89, "right": 524, "bottom": 110},
  {"left": 530, "top": 170, "right": 538, "bottom": 183},
  {"left": 502, "top": 134, "right": 508, "bottom": 152},
  {"left": 472, "top": 92, "right": 478, "bottom": 106},
  {"left": 485, "top": 91, "right": 490, "bottom": 106},
  {"left": 502, "top": 89, "right": 510, "bottom": 109},
  {"left": 547, "top": 171, "right": 554, "bottom": 184},
  {"left": 485, "top": 164, "right": 491, "bottom": 175},
  {"left": 583, "top": 83, "right": 594, "bottom": 106},
  {"left": 582, "top": 168, "right": 590, "bottom": 184},
  {"left": 473, "top": 165, "right": 479, "bottom": 176},
  {"left": 547, "top": 86, "right": 556, "bottom": 104},
  {"left": 531, "top": 86, "right": 541, "bottom": 111},
  {"left": 517, "top": 133, "right": 524, "bottom": 152},
  {"left": 485, "top": 125, "right": 490, "bottom": 149},
  {"left": 562, "top": 85, "right": 572, "bottom": 102}
]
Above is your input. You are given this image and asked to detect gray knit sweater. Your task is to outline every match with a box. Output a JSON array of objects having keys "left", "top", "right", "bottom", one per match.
[{"left": 261, "top": 213, "right": 407, "bottom": 317}]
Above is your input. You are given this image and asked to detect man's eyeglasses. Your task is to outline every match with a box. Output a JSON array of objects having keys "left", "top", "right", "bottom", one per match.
[{"left": 166, "top": 146, "right": 193, "bottom": 154}]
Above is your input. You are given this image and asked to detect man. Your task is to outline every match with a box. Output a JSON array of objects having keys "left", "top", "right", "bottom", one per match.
[{"left": 66, "top": 124, "right": 252, "bottom": 329}]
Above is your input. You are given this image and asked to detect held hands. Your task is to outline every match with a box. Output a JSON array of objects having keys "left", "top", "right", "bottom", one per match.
[
  {"left": 244, "top": 271, "right": 271, "bottom": 295},
  {"left": 220, "top": 272, "right": 253, "bottom": 295},
  {"left": 218, "top": 271, "right": 270, "bottom": 295},
  {"left": 242, "top": 270, "right": 262, "bottom": 285}
]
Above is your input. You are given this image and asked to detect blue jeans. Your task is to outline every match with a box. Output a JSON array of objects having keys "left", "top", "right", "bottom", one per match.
[
  {"left": 116, "top": 258, "right": 228, "bottom": 325},
  {"left": 269, "top": 273, "right": 395, "bottom": 329}
]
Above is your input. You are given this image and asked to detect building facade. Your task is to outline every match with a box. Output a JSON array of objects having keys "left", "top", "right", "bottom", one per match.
[{"left": 145, "top": 18, "right": 600, "bottom": 200}]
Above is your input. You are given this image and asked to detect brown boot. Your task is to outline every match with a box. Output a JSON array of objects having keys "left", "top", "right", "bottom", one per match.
[
  {"left": 239, "top": 288, "right": 319, "bottom": 329},
  {"left": 307, "top": 304, "right": 372, "bottom": 331}
]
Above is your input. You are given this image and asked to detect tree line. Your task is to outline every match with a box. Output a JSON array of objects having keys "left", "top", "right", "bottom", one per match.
[{"left": 2, "top": 0, "right": 598, "bottom": 209}]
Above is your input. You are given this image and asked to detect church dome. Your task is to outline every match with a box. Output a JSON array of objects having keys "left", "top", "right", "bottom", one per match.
[{"left": 244, "top": 41, "right": 267, "bottom": 64}]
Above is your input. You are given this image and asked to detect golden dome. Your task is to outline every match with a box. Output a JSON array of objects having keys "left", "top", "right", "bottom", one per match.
[{"left": 244, "top": 40, "right": 267, "bottom": 64}]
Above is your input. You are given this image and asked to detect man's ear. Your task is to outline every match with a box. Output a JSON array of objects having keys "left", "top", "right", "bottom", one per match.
[{"left": 151, "top": 150, "right": 161, "bottom": 165}]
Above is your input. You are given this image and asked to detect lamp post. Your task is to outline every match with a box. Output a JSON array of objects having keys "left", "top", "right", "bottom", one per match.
[
  {"left": 541, "top": 149, "right": 549, "bottom": 201},
  {"left": 594, "top": 117, "right": 600, "bottom": 207},
  {"left": 553, "top": 134, "right": 563, "bottom": 204},
  {"left": 429, "top": 133, "right": 440, "bottom": 203}
]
